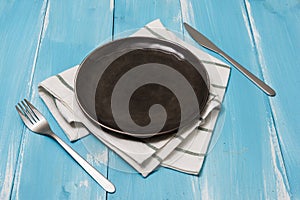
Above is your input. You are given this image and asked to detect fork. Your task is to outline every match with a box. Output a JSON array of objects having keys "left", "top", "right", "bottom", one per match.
[{"left": 15, "top": 99, "right": 115, "bottom": 193}]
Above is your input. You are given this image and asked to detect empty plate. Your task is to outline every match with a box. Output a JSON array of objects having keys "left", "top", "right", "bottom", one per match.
[{"left": 75, "top": 37, "right": 209, "bottom": 138}]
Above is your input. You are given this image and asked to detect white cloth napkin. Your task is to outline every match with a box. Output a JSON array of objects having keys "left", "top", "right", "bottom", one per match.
[{"left": 38, "top": 19, "right": 230, "bottom": 177}]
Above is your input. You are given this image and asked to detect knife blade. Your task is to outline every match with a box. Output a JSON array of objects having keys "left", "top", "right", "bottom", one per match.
[{"left": 184, "top": 22, "right": 276, "bottom": 97}]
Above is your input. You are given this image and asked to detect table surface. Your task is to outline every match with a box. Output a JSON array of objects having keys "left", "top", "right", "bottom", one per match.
[{"left": 0, "top": 1, "right": 299, "bottom": 199}]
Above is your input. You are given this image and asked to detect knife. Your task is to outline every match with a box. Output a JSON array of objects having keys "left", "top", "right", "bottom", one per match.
[{"left": 184, "top": 22, "right": 276, "bottom": 97}]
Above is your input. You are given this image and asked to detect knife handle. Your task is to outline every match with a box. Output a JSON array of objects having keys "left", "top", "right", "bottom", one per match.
[{"left": 218, "top": 49, "right": 276, "bottom": 96}]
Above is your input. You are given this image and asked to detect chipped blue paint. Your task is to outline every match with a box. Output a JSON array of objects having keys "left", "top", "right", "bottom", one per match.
[
  {"left": 0, "top": 1, "right": 47, "bottom": 199},
  {"left": 0, "top": 0, "right": 299, "bottom": 199}
]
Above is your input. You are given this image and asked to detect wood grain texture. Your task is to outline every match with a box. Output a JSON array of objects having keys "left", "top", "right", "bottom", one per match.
[
  {"left": 113, "top": 0, "right": 183, "bottom": 34},
  {"left": 8, "top": 0, "right": 113, "bottom": 199},
  {"left": 181, "top": 0, "right": 290, "bottom": 199},
  {"left": 0, "top": 1, "right": 46, "bottom": 199},
  {"left": 245, "top": 0, "right": 300, "bottom": 198}
]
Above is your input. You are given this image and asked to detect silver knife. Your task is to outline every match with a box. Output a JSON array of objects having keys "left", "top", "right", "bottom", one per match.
[{"left": 184, "top": 22, "right": 276, "bottom": 96}]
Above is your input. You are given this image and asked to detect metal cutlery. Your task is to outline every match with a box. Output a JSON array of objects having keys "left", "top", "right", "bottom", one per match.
[
  {"left": 15, "top": 99, "right": 115, "bottom": 193},
  {"left": 184, "top": 22, "right": 276, "bottom": 97}
]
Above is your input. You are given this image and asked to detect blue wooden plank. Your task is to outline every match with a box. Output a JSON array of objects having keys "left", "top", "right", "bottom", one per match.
[
  {"left": 245, "top": 0, "right": 300, "bottom": 198},
  {"left": 0, "top": 1, "right": 46, "bottom": 199},
  {"left": 107, "top": 0, "right": 200, "bottom": 199},
  {"left": 10, "top": 1, "right": 114, "bottom": 199},
  {"left": 180, "top": 0, "right": 290, "bottom": 199},
  {"left": 113, "top": 0, "right": 183, "bottom": 34}
]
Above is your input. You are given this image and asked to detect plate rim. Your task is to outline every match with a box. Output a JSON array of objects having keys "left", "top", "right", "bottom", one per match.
[{"left": 74, "top": 36, "right": 210, "bottom": 138}]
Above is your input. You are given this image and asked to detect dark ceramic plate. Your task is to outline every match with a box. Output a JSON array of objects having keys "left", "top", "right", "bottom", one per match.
[{"left": 75, "top": 37, "right": 210, "bottom": 138}]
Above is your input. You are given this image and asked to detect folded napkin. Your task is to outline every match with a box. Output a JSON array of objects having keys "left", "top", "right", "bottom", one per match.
[{"left": 38, "top": 19, "right": 230, "bottom": 177}]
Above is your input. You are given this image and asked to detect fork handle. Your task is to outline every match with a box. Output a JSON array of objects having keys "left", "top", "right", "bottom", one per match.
[{"left": 48, "top": 131, "right": 115, "bottom": 193}]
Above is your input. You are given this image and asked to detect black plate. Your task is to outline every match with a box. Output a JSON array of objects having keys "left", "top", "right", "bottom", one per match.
[{"left": 75, "top": 37, "right": 210, "bottom": 138}]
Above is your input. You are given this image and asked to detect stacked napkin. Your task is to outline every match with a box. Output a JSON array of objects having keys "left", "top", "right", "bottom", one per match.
[{"left": 38, "top": 19, "right": 230, "bottom": 177}]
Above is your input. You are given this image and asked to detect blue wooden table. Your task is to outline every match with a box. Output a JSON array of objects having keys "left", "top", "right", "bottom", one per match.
[{"left": 0, "top": 0, "right": 299, "bottom": 199}]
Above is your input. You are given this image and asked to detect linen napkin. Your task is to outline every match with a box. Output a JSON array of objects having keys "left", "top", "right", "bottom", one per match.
[{"left": 38, "top": 19, "right": 231, "bottom": 177}]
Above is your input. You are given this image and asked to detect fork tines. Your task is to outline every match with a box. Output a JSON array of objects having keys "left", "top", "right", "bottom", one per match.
[{"left": 16, "top": 99, "right": 39, "bottom": 125}]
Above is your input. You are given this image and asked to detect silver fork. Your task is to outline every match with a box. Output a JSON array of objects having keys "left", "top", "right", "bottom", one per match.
[{"left": 15, "top": 99, "right": 115, "bottom": 193}]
